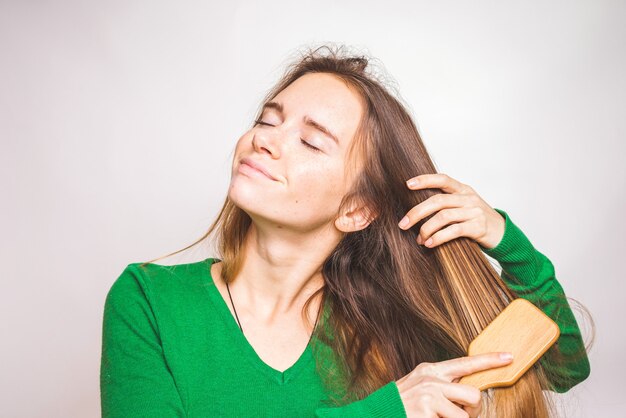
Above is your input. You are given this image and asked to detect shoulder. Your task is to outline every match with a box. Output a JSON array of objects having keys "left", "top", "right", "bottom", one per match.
[{"left": 105, "top": 257, "right": 217, "bottom": 313}]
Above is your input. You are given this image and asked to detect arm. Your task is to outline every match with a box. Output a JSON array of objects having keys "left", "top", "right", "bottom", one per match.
[
  {"left": 314, "top": 380, "right": 407, "bottom": 417},
  {"left": 480, "top": 208, "right": 591, "bottom": 393},
  {"left": 100, "top": 264, "right": 186, "bottom": 417}
]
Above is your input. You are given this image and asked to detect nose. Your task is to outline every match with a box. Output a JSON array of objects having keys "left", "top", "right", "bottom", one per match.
[{"left": 252, "top": 128, "right": 281, "bottom": 157}]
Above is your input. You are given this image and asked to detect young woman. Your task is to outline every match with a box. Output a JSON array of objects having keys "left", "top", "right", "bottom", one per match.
[{"left": 100, "top": 44, "right": 592, "bottom": 417}]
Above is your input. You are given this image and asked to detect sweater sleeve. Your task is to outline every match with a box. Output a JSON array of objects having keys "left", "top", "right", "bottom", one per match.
[
  {"left": 314, "top": 380, "right": 407, "bottom": 417},
  {"left": 479, "top": 208, "right": 591, "bottom": 393},
  {"left": 100, "top": 264, "right": 186, "bottom": 417}
]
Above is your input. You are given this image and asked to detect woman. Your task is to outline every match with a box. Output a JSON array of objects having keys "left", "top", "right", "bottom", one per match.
[{"left": 100, "top": 44, "right": 592, "bottom": 417}]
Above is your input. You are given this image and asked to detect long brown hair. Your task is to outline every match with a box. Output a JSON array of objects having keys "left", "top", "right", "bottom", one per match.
[{"left": 141, "top": 43, "right": 594, "bottom": 417}]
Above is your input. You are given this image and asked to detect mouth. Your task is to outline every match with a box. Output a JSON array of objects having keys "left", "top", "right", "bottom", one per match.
[{"left": 239, "top": 157, "right": 279, "bottom": 181}]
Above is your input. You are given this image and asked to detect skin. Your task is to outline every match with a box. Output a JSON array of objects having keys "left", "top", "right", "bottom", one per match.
[
  {"left": 396, "top": 352, "right": 514, "bottom": 418},
  {"left": 221, "top": 71, "right": 508, "bottom": 414},
  {"left": 219, "top": 72, "right": 370, "bottom": 371},
  {"left": 398, "top": 173, "right": 506, "bottom": 250}
]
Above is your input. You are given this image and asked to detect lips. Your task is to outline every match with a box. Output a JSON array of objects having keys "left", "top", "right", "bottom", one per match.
[{"left": 239, "top": 157, "right": 278, "bottom": 181}]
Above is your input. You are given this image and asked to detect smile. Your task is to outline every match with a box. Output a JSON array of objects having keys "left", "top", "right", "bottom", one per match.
[{"left": 238, "top": 160, "right": 278, "bottom": 181}]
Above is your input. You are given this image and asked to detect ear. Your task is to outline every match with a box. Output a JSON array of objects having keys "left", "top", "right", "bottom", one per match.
[{"left": 334, "top": 204, "right": 376, "bottom": 233}]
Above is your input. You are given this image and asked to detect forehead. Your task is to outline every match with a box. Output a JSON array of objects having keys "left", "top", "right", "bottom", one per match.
[{"left": 271, "top": 73, "right": 364, "bottom": 146}]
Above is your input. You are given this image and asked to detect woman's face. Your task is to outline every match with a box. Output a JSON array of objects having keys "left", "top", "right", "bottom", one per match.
[{"left": 229, "top": 72, "right": 364, "bottom": 233}]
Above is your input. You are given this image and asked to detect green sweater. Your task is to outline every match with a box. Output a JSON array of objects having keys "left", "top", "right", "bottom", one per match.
[{"left": 100, "top": 208, "right": 590, "bottom": 417}]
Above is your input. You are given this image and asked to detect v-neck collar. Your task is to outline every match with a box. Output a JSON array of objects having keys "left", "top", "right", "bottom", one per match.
[{"left": 200, "top": 257, "right": 328, "bottom": 385}]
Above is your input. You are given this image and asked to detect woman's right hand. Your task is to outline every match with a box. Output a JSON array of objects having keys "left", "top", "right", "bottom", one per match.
[{"left": 395, "top": 351, "right": 514, "bottom": 418}]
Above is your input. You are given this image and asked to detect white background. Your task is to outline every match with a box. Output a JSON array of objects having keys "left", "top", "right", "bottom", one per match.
[{"left": 1, "top": 0, "right": 624, "bottom": 416}]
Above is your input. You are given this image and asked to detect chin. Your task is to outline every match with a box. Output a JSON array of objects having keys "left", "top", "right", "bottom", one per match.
[{"left": 228, "top": 180, "right": 271, "bottom": 213}]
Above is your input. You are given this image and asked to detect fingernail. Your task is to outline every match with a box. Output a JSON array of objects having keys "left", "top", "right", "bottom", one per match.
[
  {"left": 398, "top": 216, "right": 409, "bottom": 228},
  {"left": 500, "top": 352, "right": 513, "bottom": 361},
  {"left": 407, "top": 179, "right": 418, "bottom": 188},
  {"left": 424, "top": 238, "right": 433, "bottom": 246}
]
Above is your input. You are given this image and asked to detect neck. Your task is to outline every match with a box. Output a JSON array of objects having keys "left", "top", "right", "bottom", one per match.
[{"left": 226, "top": 220, "right": 340, "bottom": 326}]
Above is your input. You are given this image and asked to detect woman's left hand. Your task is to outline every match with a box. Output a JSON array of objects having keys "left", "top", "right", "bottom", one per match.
[{"left": 397, "top": 173, "right": 505, "bottom": 250}]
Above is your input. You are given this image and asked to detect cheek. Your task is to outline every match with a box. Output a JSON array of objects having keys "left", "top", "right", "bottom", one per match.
[
  {"left": 289, "top": 161, "right": 346, "bottom": 206},
  {"left": 231, "top": 133, "right": 256, "bottom": 172},
  {"left": 233, "top": 133, "right": 252, "bottom": 154}
]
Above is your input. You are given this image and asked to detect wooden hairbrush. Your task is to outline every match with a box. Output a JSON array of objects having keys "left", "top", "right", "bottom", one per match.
[{"left": 458, "top": 298, "right": 560, "bottom": 391}]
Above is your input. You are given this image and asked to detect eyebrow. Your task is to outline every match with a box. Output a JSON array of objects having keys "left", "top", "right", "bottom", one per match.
[{"left": 262, "top": 101, "right": 340, "bottom": 145}]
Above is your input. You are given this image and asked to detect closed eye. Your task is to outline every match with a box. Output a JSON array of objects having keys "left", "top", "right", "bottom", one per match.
[
  {"left": 253, "top": 119, "right": 323, "bottom": 153},
  {"left": 254, "top": 119, "right": 272, "bottom": 127},
  {"left": 300, "top": 139, "right": 321, "bottom": 152}
]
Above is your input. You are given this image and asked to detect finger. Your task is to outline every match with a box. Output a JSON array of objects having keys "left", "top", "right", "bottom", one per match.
[
  {"left": 439, "top": 352, "right": 513, "bottom": 381},
  {"left": 420, "top": 219, "right": 486, "bottom": 248},
  {"left": 437, "top": 396, "right": 472, "bottom": 418},
  {"left": 398, "top": 193, "right": 466, "bottom": 230},
  {"left": 419, "top": 222, "right": 466, "bottom": 248},
  {"left": 417, "top": 207, "right": 481, "bottom": 244},
  {"left": 406, "top": 173, "right": 469, "bottom": 194},
  {"left": 440, "top": 382, "right": 482, "bottom": 407},
  {"left": 463, "top": 401, "right": 483, "bottom": 418}
]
